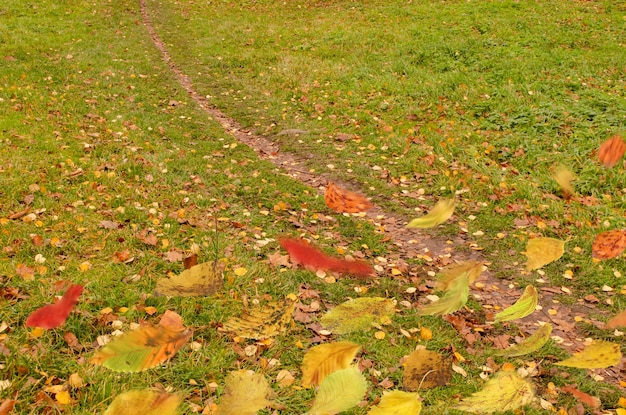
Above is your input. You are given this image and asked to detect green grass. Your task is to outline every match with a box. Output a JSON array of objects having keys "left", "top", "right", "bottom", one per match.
[{"left": 1, "top": 0, "right": 625, "bottom": 414}]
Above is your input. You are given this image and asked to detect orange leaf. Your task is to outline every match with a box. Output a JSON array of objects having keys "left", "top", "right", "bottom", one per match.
[
  {"left": 598, "top": 135, "right": 626, "bottom": 167},
  {"left": 560, "top": 386, "right": 601, "bottom": 409},
  {"left": 606, "top": 309, "right": 626, "bottom": 329},
  {"left": 324, "top": 182, "right": 372, "bottom": 213},
  {"left": 0, "top": 399, "right": 17, "bottom": 415},
  {"left": 592, "top": 230, "right": 626, "bottom": 260}
]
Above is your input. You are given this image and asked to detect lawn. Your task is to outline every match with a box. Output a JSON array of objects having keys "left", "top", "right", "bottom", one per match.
[{"left": 1, "top": 0, "right": 625, "bottom": 414}]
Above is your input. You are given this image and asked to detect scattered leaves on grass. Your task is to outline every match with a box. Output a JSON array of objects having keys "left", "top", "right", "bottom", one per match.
[
  {"left": 592, "top": 230, "right": 626, "bottom": 260},
  {"left": 524, "top": 237, "right": 565, "bottom": 271},
  {"left": 552, "top": 165, "right": 576, "bottom": 198},
  {"left": 406, "top": 198, "right": 455, "bottom": 229},
  {"left": 402, "top": 348, "right": 452, "bottom": 390},
  {"left": 154, "top": 261, "right": 222, "bottom": 297},
  {"left": 324, "top": 182, "right": 373, "bottom": 213},
  {"left": 494, "top": 285, "right": 538, "bottom": 323},
  {"left": 103, "top": 389, "right": 181, "bottom": 415},
  {"left": 417, "top": 273, "right": 469, "bottom": 316},
  {"left": 91, "top": 310, "right": 191, "bottom": 372},
  {"left": 301, "top": 341, "right": 361, "bottom": 387},
  {"left": 216, "top": 370, "right": 274, "bottom": 415},
  {"left": 279, "top": 238, "right": 374, "bottom": 278},
  {"left": 220, "top": 297, "right": 296, "bottom": 339},
  {"left": 598, "top": 134, "right": 626, "bottom": 167},
  {"left": 606, "top": 309, "right": 626, "bottom": 329},
  {"left": 366, "top": 390, "right": 421, "bottom": 415},
  {"left": 453, "top": 371, "right": 534, "bottom": 414},
  {"left": 306, "top": 366, "right": 367, "bottom": 415},
  {"left": 555, "top": 340, "right": 622, "bottom": 369},
  {"left": 320, "top": 297, "right": 395, "bottom": 334},
  {"left": 25, "top": 284, "right": 84, "bottom": 329},
  {"left": 495, "top": 323, "right": 552, "bottom": 357}
]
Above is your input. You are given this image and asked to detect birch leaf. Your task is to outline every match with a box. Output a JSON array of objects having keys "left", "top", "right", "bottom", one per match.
[
  {"left": 302, "top": 341, "right": 361, "bottom": 387},
  {"left": 453, "top": 371, "right": 535, "bottom": 414},
  {"left": 321, "top": 297, "right": 395, "bottom": 335},
  {"left": 494, "top": 285, "right": 538, "bottom": 323},
  {"left": 555, "top": 340, "right": 622, "bottom": 369},
  {"left": 220, "top": 297, "right": 296, "bottom": 339},
  {"left": 216, "top": 370, "right": 274, "bottom": 415},
  {"left": 366, "top": 390, "right": 422, "bottom": 415},
  {"left": 154, "top": 261, "right": 222, "bottom": 297},
  {"left": 417, "top": 273, "right": 468, "bottom": 316},
  {"left": 103, "top": 390, "right": 181, "bottom": 415},
  {"left": 406, "top": 199, "right": 455, "bottom": 229},
  {"left": 307, "top": 366, "right": 367, "bottom": 415},
  {"left": 524, "top": 237, "right": 565, "bottom": 271},
  {"left": 495, "top": 323, "right": 552, "bottom": 357}
]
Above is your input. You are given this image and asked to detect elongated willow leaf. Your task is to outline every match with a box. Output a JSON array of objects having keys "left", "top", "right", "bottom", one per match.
[{"left": 406, "top": 199, "right": 455, "bottom": 229}]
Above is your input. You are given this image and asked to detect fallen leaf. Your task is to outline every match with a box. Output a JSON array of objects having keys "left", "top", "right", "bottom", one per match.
[
  {"left": 453, "top": 371, "right": 535, "bottom": 414},
  {"left": 598, "top": 135, "right": 626, "bottom": 167},
  {"left": 183, "top": 254, "right": 198, "bottom": 269},
  {"left": 560, "top": 386, "right": 601, "bottom": 409},
  {"left": 555, "top": 340, "right": 622, "bottom": 369},
  {"left": 366, "top": 390, "right": 422, "bottom": 415},
  {"left": 301, "top": 341, "right": 361, "bottom": 387},
  {"left": 524, "top": 237, "right": 565, "bottom": 271},
  {"left": 606, "top": 309, "right": 626, "bottom": 329},
  {"left": 435, "top": 261, "right": 484, "bottom": 291},
  {"left": 26, "top": 284, "right": 84, "bottom": 329},
  {"left": 99, "top": 220, "right": 121, "bottom": 230},
  {"left": 320, "top": 297, "right": 395, "bottom": 334},
  {"left": 221, "top": 297, "right": 296, "bottom": 339},
  {"left": 495, "top": 323, "right": 552, "bottom": 357},
  {"left": 417, "top": 273, "right": 469, "bottom": 316},
  {"left": 0, "top": 399, "right": 16, "bottom": 415},
  {"left": 592, "top": 230, "right": 626, "bottom": 260},
  {"left": 403, "top": 348, "right": 452, "bottom": 390},
  {"left": 154, "top": 261, "right": 222, "bottom": 297},
  {"left": 216, "top": 370, "right": 274, "bottom": 415},
  {"left": 494, "top": 285, "right": 538, "bottom": 323},
  {"left": 406, "top": 198, "right": 455, "bottom": 229},
  {"left": 103, "top": 390, "right": 181, "bottom": 415},
  {"left": 307, "top": 366, "right": 367, "bottom": 415},
  {"left": 324, "top": 182, "right": 372, "bottom": 213}
]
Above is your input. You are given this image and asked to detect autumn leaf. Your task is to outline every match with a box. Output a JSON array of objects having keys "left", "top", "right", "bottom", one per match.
[
  {"left": 435, "top": 261, "right": 484, "bottom": 291},
  {"left": 524, "top": 237, "right": 565, "bottom": 271},
  {"left": 307, "top": 366, "right": 367, "bottom": 415},
  {"left": 91, "top": 311, "right": 191, "bottom": 372},
  {"left": 495, "top": 323, "right": 552, "bottom": 357},
  {"left": 555, "top": 340, "right": 622, "bottom": 369},
  {"left": 453, "top": 371, "right": 535, "bottom": 414},
  {"left": 0, "top": 399, "right": 17, "bottom": 415},
  {"left": 103, "top": 390, "right": 181, "bottom": 415},
  {"left": 493, "top": 285, "right": 538, "bottom": 323},
  {"left": 320, "top": 297, "right": 395, "bottom": 335},
  {"left": 154, "top": 261, "right": 222, "bottom": 297},
  {"left": 216, "top": 370, "right": 274, "bottom": 415},
  {"left": 598, "top": 134, "right": 626, "bottom": 167},
  {"left": 606, "top": 309, "right": 626, "bottom": 329},
  {"left": 417, "top": 273, "right": 469, "bottom": 316},
  {"left": 366, "top": 390, "right": 422, "bottom": 415},
  {"left": 406, "top": 198, "right": 455, "bottom": 229},
  {"left": 301, "top": 341, "right": 361, "bottom": 387},
  {"left": 402, "top": 347, "right": 451, "bottom": 390},
  {"left": 25, "top": 284, "right": 84, "bottom": 329},
  {"left": 324, "top": 182, "right": 373, "bottom": 213},
  {"left": 220, "top": 297, "right": 296, "bottom": 339},
  {"left": 552, "top": 165, "right": 576, "bottom": 198},
  {"left": 592, "top": 230, "right": 626, "bottom": 260},
  {"left": 560, "top": 386, "right": 601, "bottom": 410}
]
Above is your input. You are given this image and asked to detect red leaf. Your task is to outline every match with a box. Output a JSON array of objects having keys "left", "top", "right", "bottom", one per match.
[
  {"left": 25, "top": 284, "right": 84, "bottom": 329},
  {"left": 279, "top": 238, "right": 374, "bottom": 279}
]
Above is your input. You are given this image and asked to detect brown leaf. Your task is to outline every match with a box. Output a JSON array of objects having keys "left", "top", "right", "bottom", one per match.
[
  {"left": 31, "top": 234, "right": 44, "bottom": 246},
  {"left": 113, "top": 250, "right": 131, "bottom": 263},
  {"left": 137, "top": 229, "right": 158, "bottom": 246},
  {"left": 606, "top": 309, "right": 626, "bottom": 329},
  {"left": 592, "top": 230, "right": 626, "bottom": 259},
  {"left": 8, "top": 208, "right": 30, "bottom": 220},
  {"left": 183, "top": 254, "right": 198, "bottom": 269},
  {"left": 0, "top": 399, "right": 17, "bottom": 415},
  {"left": 268, "top": 251, "right": 291, "bottom": 268},
  {"left": 598, "top": 135, "right": 626, "bottom": 167},
  {"left": 560, "top": 386, "right": 601, "bottom": 409},
  {"left": 324, "top": 182, "right": 372, "bottom": 213},
  {"left": 402, "top": 348, "right": 452, "bottom": 390},
  {"left": 165, "top": 250, "right": 183, "bottom": 263},
  {"left": 99, "top": 220, "right": 121, "bottom": 229}
]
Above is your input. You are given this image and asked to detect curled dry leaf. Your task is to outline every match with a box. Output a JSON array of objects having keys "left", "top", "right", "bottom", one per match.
[
  {"left": 598, "top": 135, "right": 626, "bottom": 167},
  {"left": 324, "top": 182, "right": 372, "bottom": 213},
  {"left": 592, "top": 230, "right": 626, "bottom": 260}
]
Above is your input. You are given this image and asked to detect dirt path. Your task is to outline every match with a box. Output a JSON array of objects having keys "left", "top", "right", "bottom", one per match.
[{"left": 138, "top": 0, "right": 622, "bottom": 381}]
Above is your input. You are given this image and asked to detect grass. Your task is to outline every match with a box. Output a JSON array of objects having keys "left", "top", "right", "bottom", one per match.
[{"left": 1, "top": 0, "right": 625, "bottom": 414}]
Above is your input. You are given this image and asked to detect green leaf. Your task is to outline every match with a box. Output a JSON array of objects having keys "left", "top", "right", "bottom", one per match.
[
  {"left": 406, "top": 198, "right": 455, "bottom": 229},
  {"left": 307, "top": 366, "right": 367, "bottom": 415},
  {"left": 366, "top": 390, "right": 421, "bottom": 415},
  {"left": 524, "top": 237, "right": 565, "bottom": 271},
  {"left": 217, "top": 370, "right": 274, "bottom": 415},
  {"left": 154, "top": 261, "right": 222, "bottom": 297},
  {"left": 417, "top": 274, "right": 468, "bottom": 316},
  {"left": 103, "top": 390, "right": 181, "bottom": 415},
  {"left": 435, "top": 261, "right": 484, "bottom": 291},
  {"left": 494, "top": 285, "right": 538, "bottom": 323},
  {"left": 321, "top": 297, "right": 395, "bottom": 335},
  {"left": 555, "top": 340, "right": 622, "bottom": 369},
  {"left": 453, "top": 371, "right": 534, "bottom": 414},
  {"left": 495, "top": 323, "right": 552, "bottom": 357}
]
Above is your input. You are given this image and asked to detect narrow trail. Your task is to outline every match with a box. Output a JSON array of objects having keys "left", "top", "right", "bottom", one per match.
[{"left": 138, "top": 0, "right": 622, "bottom": 381}]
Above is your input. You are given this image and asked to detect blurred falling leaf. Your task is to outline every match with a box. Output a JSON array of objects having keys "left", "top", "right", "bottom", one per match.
[
  {"left": 91, "top": 311, "right": 191, "bottom": 372},
  {"left": 216, "top": 370, "right": 274, "bottom": 415},
  {"left": 301, "top": 341, "right": 361, "bottom": 387},
  {"left": 592, "top": 230, "right": 626, "bottom": 260},
  {"left": 598, "top": 135, "right": 626, "bottom": 167},
  {"left": 324, "top": 182, "right": 373, "bottom": 213},
  {"left": 366, "top": 390, "right": 421, "bottom": 415},
  {"left": 320, "top": 297, "right": 395, "bottom": 335},
  {"left": 103, "top": 389, "right": 181, "bottom": 415},
  {"left": 406, "top": 199, "right": 455, "bottom": 229},
  {"left": 154, "top": 261, "right": 222, "bottom": 297},
  {"left": 403, "top": 348, "right": 451, "bottom": 390},
  {"left": 221, "top": 297, "right": 296, "bottom": 339},
  {"left": 555, "top": 340, "right": 622, "bottom": 369},
  {"left": 307, "top": 366, "right": 367, "bottom": 415},
  {"left": 453, "top": 371, "right": 534, "bottom": 414},
  {"left": 417, "top": 273, "right": 468, "bottom": 316},
  {"left": 606, "top": 309, "right": 626, "bottom": 329},
  {"left": 552, "top": 165, "right": 576, "bottom": 198},
  {"left": 435, "top": 261, "right": 484, "bottom": 291},
  {"left": 495, "top": 323, "right": 552, "bottom": 357},
  {"left": 25, "top": 284, "right": 83, "bottom": 329},
  {"left": 524, "top": 237, "right": 565, "bottom": 271},
  {"left": 494, "top": 285, "right": 538, "bottom": 323},
  {"left": 560, "top": 386, "right": 601, "bottom": 410}
]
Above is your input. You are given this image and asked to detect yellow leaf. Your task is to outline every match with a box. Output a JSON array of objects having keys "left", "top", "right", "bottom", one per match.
[
  {"left": 221, "top": 297, "right": 296, "bottom": 339},
  {"left": 495, "top": 323, "right": 552, "bottom": 357},
  {"left": 307, "top": 366, "right": 367, "bottom": 415},
  {"left": 494, "top": 285, "right": 538, "bottom": 323},
  {"left": 524, "top": 237, "right": 565, "bottom": 271},
  {"left": 154, "top": 261, "right": 223, "bottom": 297},
  {"left": 555, "top": 340, "right": 622, "bottom": 369},
  {"left": 435, "top": 261, "right": 484, "bottom": 291},
  {"left": 320, "top": 297, "right": 395, "bottom": 335},
  {"left": 234, "top": 267, "right": 248, "bottom": 276},
  {"left": 366, "top": 390, "right": 422, "bottom": 415},
  {"left": 301, "top": 341, "right": 361, "bottom": 387},
  {"left": 374, "top": 331, "right": 386, "bottom": 339},
  {"left": 553, "top": 165, "right": 576, "bottom": 198},
  {"left": 420, "top": 327, "right": 432, "bottom": 341},
  {"left": 617, "top": 409, "right": 626, "bottom": 415},
  {"left": 216, "top": 370, "right": 273, "bottom": 415},
  {"left": 406, "top": 198, "right": 455, "bottom": 229},
  {"left": 417, "top": 273, "right": 469, "bottom": 316},
  {"left": 79, "top": 261, "right": 92, "bottom": 271},
  {"left": 55, "top": 390, "right": 71, "bottom": 405},
  {"left": 103, "top": 389, "right": 181, "bottom": 415},
  {"left": 403, "top": 348, "right": 451, "bottom": 390},
  {"left": 453, "top": 371, "right": 535, "bottom": 414}
]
